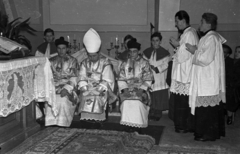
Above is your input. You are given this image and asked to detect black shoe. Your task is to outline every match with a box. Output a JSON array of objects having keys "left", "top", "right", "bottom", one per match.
[
  {"left": 175, "top": 128, "right": 188, "bottom": 133},
  {"left": 194, "top": 136, "right": 216, "bottom": 142},
  {"left": 36, "top": 116, "right": 45, "bottom": 126},
  {"left": 227, "top": 114, "right": 235, "bottom": 125},
  {"left": 149, "top": 116, "right": 160, "bottom": 121},
  {"left": 220, "top": 131, "right": 226, "bottom": 137}
]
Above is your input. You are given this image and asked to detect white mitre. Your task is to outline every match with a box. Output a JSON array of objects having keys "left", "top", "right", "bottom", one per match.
[{"left": 83, "top": 28, "right": 101, "bottom": 53}]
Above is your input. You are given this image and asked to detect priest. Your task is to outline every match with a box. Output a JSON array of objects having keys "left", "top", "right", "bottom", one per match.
[
  {"left": 67, "top": 28, "right": 116, "bottom": 125},
  {"left": 118, "top": 40, "right": 153, "bottom": 133},
  {"left": 45, "top": 37, "right": 79, "bottom": 127}
]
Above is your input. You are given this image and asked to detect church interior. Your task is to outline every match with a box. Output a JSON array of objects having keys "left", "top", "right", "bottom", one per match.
[{"left": 0, "top": 0, "right": 240, "bottom": 153}]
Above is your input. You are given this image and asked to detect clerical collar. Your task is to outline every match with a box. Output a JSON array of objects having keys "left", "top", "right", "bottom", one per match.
[
  {"left": 202, "top": 29, "right": 213, "bottom": 36},
  {"left": 179, "top": 26, "right": 190, "bottom": 35}
]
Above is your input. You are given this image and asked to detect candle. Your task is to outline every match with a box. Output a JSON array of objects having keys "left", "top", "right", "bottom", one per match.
[
  {"left": 115, "top": 36, "right": 118, "bottom": 45},
  {"left": 67, "top": 36, "right": 70, "bottom": 43},
  {"left": 74, "top": 34, "right": 76, "bottom": 40}
]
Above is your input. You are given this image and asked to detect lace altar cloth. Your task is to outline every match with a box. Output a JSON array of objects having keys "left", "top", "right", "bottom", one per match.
[{"left": 0, "top": 57, "right": 56, "bottom": 117}]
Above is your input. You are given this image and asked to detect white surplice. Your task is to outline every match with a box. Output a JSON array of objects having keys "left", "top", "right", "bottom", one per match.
[
  {"left": 189, "top": 31, "right": 226, "bottom": 114},
  {"left": 45, "top": 55, "right": 79, "bottom": 127},
  {"left": 170, "top": 27, "right": 199, "bottom": 95},
  {"left": 149, "top": 51, "right": 170, "bottom": 91}
]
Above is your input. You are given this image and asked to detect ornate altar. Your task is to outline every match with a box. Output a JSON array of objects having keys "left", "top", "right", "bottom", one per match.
[{"left": 0, "top": 57, "right": 56, "bottom": 153}]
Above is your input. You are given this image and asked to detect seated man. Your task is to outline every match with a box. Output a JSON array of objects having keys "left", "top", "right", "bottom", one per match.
[
  {"left": 45, "top": 37, "right": 79, "bottom": 127},
  {"left": 118, "top": 40, "right": 153, "bottom": 133},
  {"left": 68, "top": 28, "right": 115, "bottom": 126}
]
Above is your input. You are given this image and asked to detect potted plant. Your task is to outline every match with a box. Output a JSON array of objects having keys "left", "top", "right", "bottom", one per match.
[{"left": 0, "top": 11, "right": 36, "bottom": 59}]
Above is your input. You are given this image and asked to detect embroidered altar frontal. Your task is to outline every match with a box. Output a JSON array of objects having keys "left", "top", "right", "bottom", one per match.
[{"left": 0, "top": 57, "right": 56, "bottom": 117}]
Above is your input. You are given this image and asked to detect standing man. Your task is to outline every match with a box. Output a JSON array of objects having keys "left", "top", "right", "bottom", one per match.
[
  {"left": 35, "top": 28, "right": 58, "bottom": 58},
  {"left": 186, "top": 13, "right": 226, "bottom": 141},
  {"left": 143, "top": 32, "right": 170, "bottom": 121},
  {"left": 35, "top": 28, "right": 58, "bottom": 123},
  {"left": 169, "top": 10, "right": 199, "bottom": 133},
  {"left": 45, "top": 37, "right": 79, "bottom": 127}
]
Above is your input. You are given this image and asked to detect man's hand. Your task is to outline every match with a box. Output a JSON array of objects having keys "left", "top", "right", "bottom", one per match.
[
  {"left": 122, "top": 88, "right": 131, "bottom": 98},
  {"left": 92, "top": 82, "right": 98, "bottom": 87},
  {"left": 96, "top": 85, "right": 105, "bottom": 94},
  {"left": 150, "top": 65, "right": 159, "bottom": 73},
  {"left": 60, "top": 88, "right": 69, "bottom": 97},
  {"left": 136, "top": 89, "right": 144, "bottom": 97},
  {"left": 169, "top": 37, "right": 180, "bottom": 48},
  {"left": 80, "top": 85, "right": 88, "bottom": 92},
  {"left": 186, "top": 43, "right": 197, "bottom": 54}
]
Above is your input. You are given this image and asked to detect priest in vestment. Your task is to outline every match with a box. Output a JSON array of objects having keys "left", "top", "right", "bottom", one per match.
[
  {"left": 72, "top": 28, "right": 115, "bottom": 123},
  {"left": 186, "top": 13, "right": 226, "bottom": 141},
  {"left": 118, "top": 40, "right": 153, "bottom": 132},
  {"left": 45, "top": 37, "right": 79, "bottom": 127},
  {"left": 169, "top": 10, "right": 199, "bottom": 133},
  {"left": 143, "top": 32, "right": 170, "bottom": 121}
]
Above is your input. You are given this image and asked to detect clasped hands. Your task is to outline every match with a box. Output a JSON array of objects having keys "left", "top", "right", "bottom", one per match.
[
  {"left": 79, "top": 84, "right": 105, "bottom": 96},
  {"left": 169, "top": 37, "right": 180, "bottom": 48},
  {"left": 185, "top": 43, "right": 197, "bottom": 54},
  {"left": 60, "top": 89, "right": 77, "bottom": 105},
  {"left": 122, "top": 88, "right": 144, "bottom": 98},
  {"left": 169, "top": 37, "right": 197, "bottom": 54}
]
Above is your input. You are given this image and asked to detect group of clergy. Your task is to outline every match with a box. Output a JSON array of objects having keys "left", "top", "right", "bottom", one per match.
[
  {"left": 35, "top": 10, "right": 227, "bottom": 141},
  {"left": 35, "top": 28, "right": 154, "bottom": 133}
]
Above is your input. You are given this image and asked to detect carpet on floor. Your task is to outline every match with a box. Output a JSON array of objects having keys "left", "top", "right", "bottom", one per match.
[
  {"left": 149, "top": 144, "right": 227, "bottom": 154},
  {"left": 70, "top": 120, "right": 164, "bottom": 145},
  {"left": 7, "top": 127, "right": 155, "bottom": 154}
]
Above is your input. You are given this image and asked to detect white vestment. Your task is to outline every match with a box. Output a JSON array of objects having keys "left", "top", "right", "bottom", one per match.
[
  {"left": 45, "top": 55, "right": 79, "bottom": 127},
  {"left": 170, "top": 27, "right": 199, "bottom": 95},
  {"left": 78, "top": 56, "right": 115, "bottom": 121},
  {"left": 149, "top": 52, "right": 170, "bottom": 91},
  {"left": 118, "top": 57, "right": 153, "bottom": 128},
  {"left": 45, "top": 95, "right": 76, "bottom": 127},
  {"left": 189, "top": 31, "right": 226, "bottom": 114}
]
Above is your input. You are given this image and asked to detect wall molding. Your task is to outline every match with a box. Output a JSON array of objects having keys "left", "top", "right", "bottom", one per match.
[{"left": 42, "top": 0, "right": 155, "bottom": 32}]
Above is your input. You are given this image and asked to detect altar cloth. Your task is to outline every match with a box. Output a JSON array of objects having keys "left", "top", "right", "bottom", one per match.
[{"left": 0, "top": 57, "right": 56, "bottom": 117}]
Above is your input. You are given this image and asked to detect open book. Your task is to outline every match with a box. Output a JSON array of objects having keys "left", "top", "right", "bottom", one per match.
[{"left": 0, "top": 36, "right": 28, "bottom": 54}]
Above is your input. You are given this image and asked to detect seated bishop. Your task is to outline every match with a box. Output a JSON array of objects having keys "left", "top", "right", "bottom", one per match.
[
  {"left": 118, "top": 40, "right": 153, "bottom": 131},
  {"left": 67, "top": 28, "right": 116, "bottom": 123}
]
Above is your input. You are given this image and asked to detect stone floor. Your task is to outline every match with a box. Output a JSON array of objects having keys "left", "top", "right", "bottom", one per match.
[{"left": 105, "top": 109, "right": 240, "bottom": 154}]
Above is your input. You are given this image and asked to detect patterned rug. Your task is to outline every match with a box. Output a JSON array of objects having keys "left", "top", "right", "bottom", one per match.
[
  {"left": 149, "top": 145, "right": 227, "bottom": 154},
  {"left": 7, "top": 127, "right": 155, "bottom": 154}
]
